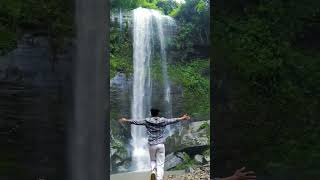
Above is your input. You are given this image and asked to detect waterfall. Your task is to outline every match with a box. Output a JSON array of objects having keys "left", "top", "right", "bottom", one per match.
[
  {"left": 131, "top": 7, "right": 176, "bottom": 171},
  {"left": 155, "top": 15, "right": 175, "bottom": 136},
  {"left": 119, "top": 8, "right": 123, "bottom": 32}
]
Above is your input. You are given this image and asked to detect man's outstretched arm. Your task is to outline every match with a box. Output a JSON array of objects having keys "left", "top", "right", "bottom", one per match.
[
  {"left": 118, "top": 117, "right": 146, "bottom": 125},
  {"left": 165, "top": 114, "right": 191, "bottom": 125}
]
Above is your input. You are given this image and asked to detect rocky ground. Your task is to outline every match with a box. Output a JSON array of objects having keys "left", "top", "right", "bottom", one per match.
[{"left": 165, "top": 164, "right": 210, "bottom": 180}]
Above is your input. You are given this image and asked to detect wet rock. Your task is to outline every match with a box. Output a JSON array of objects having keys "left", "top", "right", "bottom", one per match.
[
  {"left": 204, "top": 154, "right": 210, "bottom": 162},
  {"left": 194, "top": 154, "right": 204, "bottom": 164},
  {"left": 117, "top": 149, "right": 129, "bottom": 160},
  {"left": 115, "top": 157, "right": 122, "bottom": 165},
  {"left": 185, "top": 166, "right": 194, "bottom": 173},
  {"left": 117, "top": 165, "right": 128, "bottom": 172},
  {"left": 111, "top": 147, "right": 117, "bottom": 157},
  {"left": 110, "top": 72, "right": 130, "bottom": 89},
  {"left": 166, "top": 120, "right": 210, "bottom": 153},
  {"left": 0, "top": 32, "right": 72, "bottom": 179},
  {"left": 110, "top": 137, "right": 130, "bottom": 171},
  {"left": 176, "top": 152, "right": 189, "bottom": 162},
  {"left": 164, "top": 153, "right": 184, "bottom": 170}
]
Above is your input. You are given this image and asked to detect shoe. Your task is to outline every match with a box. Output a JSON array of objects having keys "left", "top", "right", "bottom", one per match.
[{"left": 150, "top": 169, "right": 156, "bottom": 180}]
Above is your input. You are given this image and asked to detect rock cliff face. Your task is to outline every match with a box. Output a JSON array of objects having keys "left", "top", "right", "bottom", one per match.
[
  {"left": 0, "top": 33, "right": 72, "bottom": 179},
  {"left": 165, "top": 120, "right": 210, "bottom": 153},
  {"left": 110, "top": 72, "right": 210, "bottom": 173},
  {"left": 163, "top": 121, "right": 210, "bottom": 171}
]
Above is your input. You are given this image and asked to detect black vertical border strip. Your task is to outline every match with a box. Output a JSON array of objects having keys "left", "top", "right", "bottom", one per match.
[
  {"left": 210, "top": 0, "right": 215, "bottom": 179},
  {"left": 106, "top": 0, "right": 111, "bottom": 178},
  {"left": 68, "top": 0, "right": 109, "bottom": 179}
]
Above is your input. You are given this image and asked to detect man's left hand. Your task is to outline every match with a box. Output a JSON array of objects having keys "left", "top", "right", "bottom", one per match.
[{"left": 118, "top": 118, "right": 127, "bottom": 123}]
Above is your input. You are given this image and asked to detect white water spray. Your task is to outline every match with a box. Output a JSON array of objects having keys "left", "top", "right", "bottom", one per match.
[
  {"left": 119, "top": 8, "right": 123, "bottom": 32},
  {"left": 155, "top": 14, "right": 175, "bottom": 136},
  {"left": 131, "top": 7, "right": 176, "bottom": 171}
]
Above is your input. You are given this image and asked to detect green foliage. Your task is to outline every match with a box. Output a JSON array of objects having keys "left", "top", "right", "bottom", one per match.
[
  {"left": 213, "top": 0, "right": 320, "bottom": 175},
  {"left": 199, "top": 121, "right": 209, "bottom": 130},
  {"left": 110, "top": 19, "right": 133, "bottom": 78},
  {"left": 111, "top": 137, "right": 128, "bottom": 156},
  {"left": 170, "top": 60, "right": 209, "bottom": 93},
  {"left": 169, "top": 0, "right": 209, "bottom": 61},
  {"left": 169, "top": 60, "right": 209, "bottom": 119},
  {"left": 151, "top": 57, "right": 165, "bottom": 84},
  {"left": 168, "top": 6, "right": 181, "bottom": 17},
  {"left": 156, "top": 0, "right": 178, "bottom": 15},
  {"left": 139, "top": 0, "right": 160, "bottom": 10},
  {"left": 199, "top": 121, "right": 210, "bottom": 139},
  {"left": 172, "top": 153, "right": 196, "bottom": 170},
  {"left": 111, "top": 0, "right": 178, "bottom": 12},
  {"left": 111, "top": 0, "right": 139, "bottom": 9},
  {"left": 171, "top": 22, "right": 195, "bottom": 57},
  {"left": 0, "top": 0, "right": 73, "bottom": 54},
  {"left": 195, "top": 0, "right": 206, "bottom": 13},
  {"left": 203, "top": 148, "right": 210, "bottom": 157},
  {"left": 110, "top": 56, "right": 133, "bottom": 78},
  {"left": 149, "top": 59, "right": 209, "bottom": 119}
]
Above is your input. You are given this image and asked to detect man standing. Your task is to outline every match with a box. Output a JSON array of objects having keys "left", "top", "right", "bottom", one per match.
[{"left": 119, "top": 108, "right": 191, "bottom": 180}]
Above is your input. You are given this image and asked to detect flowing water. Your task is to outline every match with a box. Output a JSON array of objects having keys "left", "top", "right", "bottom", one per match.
[
  {"left": 119, "top": 8, "right": 123, "bottom": 32},
  {"left": 131, "top": 7, "right": 176, "bottom": 171}
]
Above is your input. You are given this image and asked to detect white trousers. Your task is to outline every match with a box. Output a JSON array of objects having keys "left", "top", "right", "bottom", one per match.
[{"left": 148, "top": 144, "right": 165, "bottom": 180}]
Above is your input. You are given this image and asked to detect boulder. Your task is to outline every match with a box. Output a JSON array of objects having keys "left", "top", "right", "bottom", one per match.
[
  {"left": 176, "top": 152, "right": 189, "bottom": 162},
  {"left": 110, "top": 72, "right": 130, "bottom": 89},
  {"left": 185, "top": 166, "right": 194, "bottom": 173},
  {"left": 194, "top": 154, "right": 204, "bottom": 164},
  {"left": 111, "top": 147, "right": 116, "bottom": 157},
  {"left": 204, "top": 154, "right": 210, "bottom": 162},
  {"left": 116, "top": 148, "right": 129, "bottom": 161},
  {"left": 117, "top": 165, "right": 128, "bottom": 172},
  {"left": 115, "top": 157, "right": 122, "bottom": 165},
  {"left": 164, "top": 153, "right": 184, "bottom": 170},
  {"left": 166, "top": 120, "right": 210, "bottom": 153}
]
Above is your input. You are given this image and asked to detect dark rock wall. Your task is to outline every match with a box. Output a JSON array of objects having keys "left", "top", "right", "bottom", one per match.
[{"left": 0, "top": 34, "right": 73, "bottom": 180}]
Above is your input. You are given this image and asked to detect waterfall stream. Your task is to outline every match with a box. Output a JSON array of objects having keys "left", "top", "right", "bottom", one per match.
[
  {"left": 131, "top": 7, "right": 176, "bottom": 171},
  {"left": 119, "top": 8, "right": 123, "bottom": 32}
]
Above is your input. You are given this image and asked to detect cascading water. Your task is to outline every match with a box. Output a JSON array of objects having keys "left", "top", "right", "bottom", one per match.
[
  {"left": 119, "top": 8, "right": 123, "bottom": 32},
  {"left": 155, "top": 15, "right": 173, "bottom": 118},
  {"left": 155, "top": 15, "right": 175, "bottom": 136},
  {"left": 131, "top": 7, "right": 176, "bottom": 171}
]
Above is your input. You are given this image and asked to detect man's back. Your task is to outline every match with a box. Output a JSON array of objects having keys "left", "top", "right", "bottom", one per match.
[
  {"left": 129, "top": 117, "right": 179, "bottom": 145},
  {"left": 145, "top": 117, "right": 168, "bottom": 145}
]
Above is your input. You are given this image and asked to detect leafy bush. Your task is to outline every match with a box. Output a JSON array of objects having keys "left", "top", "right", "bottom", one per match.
[
  {"left": 110, "top": 56, "right": 133, "bottom": 78},
  {"left": 169, "top": 0, "right": 209, "bottom": 61},
  {"left": 199, "top": 122, "right": 209, "bottom": 130},
  {"left": 0, "top": 0, "right": 73, "bottom": 55},
  {"left": 111, "top": 0, "right": 177, "bottom": 11},
  {"left": 212, "top": 0, "right": 320, "bottom": 175},
  {"left": 169, "top": 60, "right": 209, "bottom": 119}
]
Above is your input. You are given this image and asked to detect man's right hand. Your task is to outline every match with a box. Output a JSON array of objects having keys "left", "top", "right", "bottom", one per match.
[{"left": 180, "top": 114, "right": 191, "bottom": 120}]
